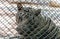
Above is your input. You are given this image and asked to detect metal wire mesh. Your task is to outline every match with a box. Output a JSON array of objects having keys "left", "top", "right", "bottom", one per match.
[
  {"left": 0, "top": 0, "right": 60, "bottom": 39},
  {"left": 0, "top": 0, "right": 18, "bottom": 37}
]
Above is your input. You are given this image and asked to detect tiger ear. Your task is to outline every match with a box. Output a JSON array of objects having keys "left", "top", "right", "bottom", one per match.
[{"left": 35, "top": 9, "right": 41, "bottom": 16}]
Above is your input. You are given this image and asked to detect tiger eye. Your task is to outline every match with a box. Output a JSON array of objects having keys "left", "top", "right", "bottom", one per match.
[{"left": 19, "top": 16, "right": 22, "bottom": 21}]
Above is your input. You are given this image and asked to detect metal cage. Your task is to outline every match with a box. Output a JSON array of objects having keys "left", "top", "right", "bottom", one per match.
[{"left": 0, "top": 0, "right": 60, "bottom": 39}]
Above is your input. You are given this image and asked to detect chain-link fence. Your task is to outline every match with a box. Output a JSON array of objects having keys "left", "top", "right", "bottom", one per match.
[
  {"left": 0, "top": 0, "right": 60, "bottom": 39},
  {"left": 0, "top": 0, "right": 18, "bottom": 37}
]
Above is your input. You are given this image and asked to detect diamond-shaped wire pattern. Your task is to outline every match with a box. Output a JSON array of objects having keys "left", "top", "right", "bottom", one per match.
[
  {"left": 0, "top": 0, "right": 18, "bottom": 37},
  {"left": 0, "top": 0, "right": 60, "bottom": 39}
]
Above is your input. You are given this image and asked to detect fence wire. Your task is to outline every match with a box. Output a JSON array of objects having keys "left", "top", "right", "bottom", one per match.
[
  {"left": 0, "top": 0, "right": 60, "bottom": 39},
  {"left": 0, "top": 0, "right": 18, "bottom": 37}
]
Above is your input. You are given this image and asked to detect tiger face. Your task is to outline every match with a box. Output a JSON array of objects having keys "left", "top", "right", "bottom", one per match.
[{"left": 16, "top": 7, "right": 41, "bottom": 25}]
